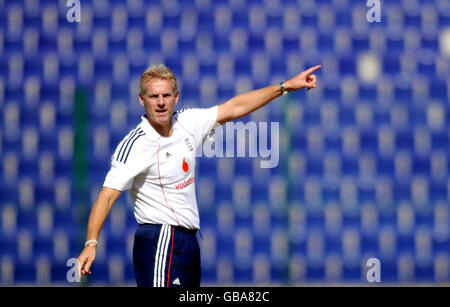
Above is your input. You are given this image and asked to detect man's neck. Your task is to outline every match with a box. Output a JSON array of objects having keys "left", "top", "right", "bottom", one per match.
[{"left": 148, "top": 117, "right": 173, "bottom": 137}]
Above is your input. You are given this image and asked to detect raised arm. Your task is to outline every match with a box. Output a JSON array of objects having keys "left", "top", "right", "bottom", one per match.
[
  {"left": 77, "top": 187, "right": 122, "bottom": 278},
  {"left": 217, "top": 65, "right": 321, "bottom": 125}
]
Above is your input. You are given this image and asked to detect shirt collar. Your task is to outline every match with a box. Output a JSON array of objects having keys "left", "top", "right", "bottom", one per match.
[{"left": 140, "top": 114, "right": 176, "bottom": 142}]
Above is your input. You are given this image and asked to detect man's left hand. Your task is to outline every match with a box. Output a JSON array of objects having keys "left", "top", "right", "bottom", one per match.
[{"left": 285, "top": 65, "right": 322, "bottom": 92}]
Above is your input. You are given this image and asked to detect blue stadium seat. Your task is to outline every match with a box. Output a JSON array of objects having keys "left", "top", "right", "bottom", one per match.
[
  {"left": 0, "top": 229, "right": 16, "bottom": 258},
  {"left": 214, "top": 4, "right": 232, "bottom": 37},
  {"left": 17, "top": 176, "right": 34, "bottom": 208},
  {"left": 233, "top": 227, "right": 253, "bottom": 283},
  {"left": 417, "top": 49, "right": 437, "bottom": 77},
  {"left": 306, "top": 228, "right": 325, "bottom": 281},
  {"left": 386, "top": 28, "right": 404, "bottom": 53},
  {"left": 197, "top": 176, "right": 216, "bottom": 212},
  {"left": 216, "top": 202, "right": 234, "bottom": 239}
]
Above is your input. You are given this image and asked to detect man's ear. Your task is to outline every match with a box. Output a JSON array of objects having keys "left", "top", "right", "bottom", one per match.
[
  {"left": 175, "top": 92, "right": 179, "bottom": 105},
  {"left": 138, "top": 94, "right": 144, "bottom": 107}
]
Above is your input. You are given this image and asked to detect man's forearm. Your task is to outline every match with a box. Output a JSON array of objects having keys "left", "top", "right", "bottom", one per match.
[
  {"left": 85, "top": 201, "right": 111, "bottom": 241},
  {"left": 219, "top": 84, "right": 283, "bottom": 124},
  {"left": 85, "top": 187, "right": 122, "bottom": 241},
  {"left": 217, "top": 65, "right": 321, "bottom": 124},
  {"left": 232, "top": 84, "right": 282, "bottom": 117}
]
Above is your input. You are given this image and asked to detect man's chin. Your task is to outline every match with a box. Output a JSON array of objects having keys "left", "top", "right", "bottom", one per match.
[{"left": 153, "top": 114, "right": 171, "bottom": 125}]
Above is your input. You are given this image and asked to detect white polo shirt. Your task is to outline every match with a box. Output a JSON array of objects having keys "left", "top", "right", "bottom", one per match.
[{"left": 103, "top": 106, "right": 218, "bottom": 230}]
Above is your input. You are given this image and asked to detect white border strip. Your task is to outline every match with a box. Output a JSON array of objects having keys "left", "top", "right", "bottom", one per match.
[{"left": 153, "top": 225, "right": 171, "bottom": 287}]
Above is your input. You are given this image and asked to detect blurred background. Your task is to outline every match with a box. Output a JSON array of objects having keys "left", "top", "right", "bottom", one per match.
[{"left": 0, "top": 0, "right": 450, "bottom": 286}]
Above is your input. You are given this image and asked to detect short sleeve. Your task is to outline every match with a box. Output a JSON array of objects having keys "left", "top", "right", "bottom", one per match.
[
  {"left": 103, "top": 132, "right": 152, "bottom": 191},
  {"left": 176, "top": 106, "right": 218, "bottom": 148}
]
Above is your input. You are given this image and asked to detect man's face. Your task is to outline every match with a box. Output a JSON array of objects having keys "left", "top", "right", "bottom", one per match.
[{"left": 139, "top": 78, "right": 178, "bottom": 129}]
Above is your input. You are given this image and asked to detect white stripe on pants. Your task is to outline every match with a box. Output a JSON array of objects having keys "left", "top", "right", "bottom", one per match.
[{"left": 153, "top": 225, "right": 172, "bottom": 287}]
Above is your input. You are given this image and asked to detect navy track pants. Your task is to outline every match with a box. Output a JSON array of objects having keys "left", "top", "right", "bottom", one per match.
[{"left": 133, "top": 224, "right": 201, "bottom": 287}]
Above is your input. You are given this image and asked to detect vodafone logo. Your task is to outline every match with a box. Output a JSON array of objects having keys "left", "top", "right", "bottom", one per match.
[
  {"left": 176, "top": 157, "right": 193, "bottom": 189},
  {"left": 182, "top": 157, "right": 191, "bottom": 175},
  {"left": 175, "top": 177, "right": 195, "bottom": 190}
]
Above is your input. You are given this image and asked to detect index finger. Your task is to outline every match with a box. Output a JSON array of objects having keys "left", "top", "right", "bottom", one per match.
[{"left": 305, "top": 65, "right": 322, "bottom": 75}]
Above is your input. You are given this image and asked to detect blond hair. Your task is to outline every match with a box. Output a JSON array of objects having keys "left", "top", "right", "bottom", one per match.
[{"left": 139, "top": 64, "right": 178, "bottom": 96}]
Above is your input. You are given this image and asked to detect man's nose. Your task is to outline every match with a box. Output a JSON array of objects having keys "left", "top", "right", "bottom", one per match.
[{"left": 157, "top": 96, "right": 165, "bottom": 105}]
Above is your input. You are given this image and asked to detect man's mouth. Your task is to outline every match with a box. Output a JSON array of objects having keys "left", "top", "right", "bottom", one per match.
[{"left": 156, "top": 109, "right": 167, "bottom": 114}]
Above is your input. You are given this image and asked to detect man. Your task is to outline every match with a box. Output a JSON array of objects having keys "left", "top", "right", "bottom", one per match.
[{"left": 77, "top": 63, "right": 321, "bottom": 287}]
